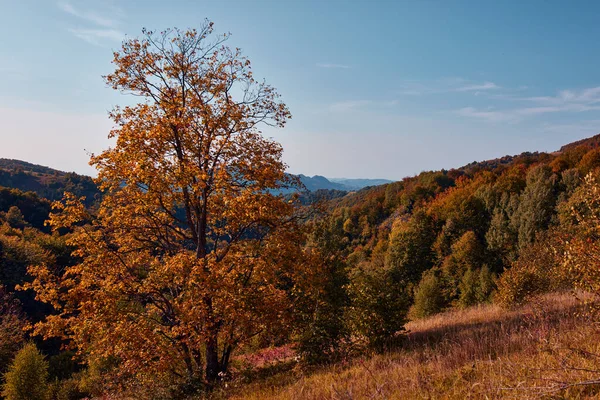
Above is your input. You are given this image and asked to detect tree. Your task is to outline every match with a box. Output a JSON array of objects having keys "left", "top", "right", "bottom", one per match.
[
  {"left": 410, "top": 268, "right": 447, "bottom": 319},
  {"left": 441, "top": 230, "right": 483, "bottom": 295},
  {"left": 0, "top": 286, "right": 26, "bottom": 373},
  {"left": 26, "top": 23, "right": 309, "bottom": 394},
  {"left": 295, "top": 219, "right": 350, "bottom": 365},
  {"left": 5, "top": 206, "right": 26, "bottom": 230},
  {"left": 1, "top": 342, "right": 49, "bottom": 400},
  {"left": 347, "top": 259, "right": 410, "bottom": 351},
  {"left": 514, "top": 165, "right": 557, "bottom": 249},
  {"left": 385, "top": 210, "right": 436, "bottom": 285},
  {"left": 561, "top": 173, "right": 600, "bottom": 310}
]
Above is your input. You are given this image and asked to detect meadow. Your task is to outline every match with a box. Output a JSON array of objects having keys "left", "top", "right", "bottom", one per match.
[{"left": 229, "top": 292, "right": 600, "bottom": 399}]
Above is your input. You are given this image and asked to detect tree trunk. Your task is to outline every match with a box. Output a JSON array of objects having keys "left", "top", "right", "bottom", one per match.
[{"left": 205, "top": 333, "right": 220, "bottom": 383}]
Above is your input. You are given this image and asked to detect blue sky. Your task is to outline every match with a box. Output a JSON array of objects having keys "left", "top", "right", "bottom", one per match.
[{"left": 2, "top": 1, "right": 600, "bottom": 179}]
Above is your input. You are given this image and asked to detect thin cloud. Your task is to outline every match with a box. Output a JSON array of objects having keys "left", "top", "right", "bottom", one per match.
[
  {"left": 329, "top": 99, "right": 398, "bottom": 112},
  {"left": 455, "top": 107, "right": 512, "bottom": 122},
  {"left": 68, "top": 28, "right": 124, "bottom": 45},
  {"left": 58, "top": 1, "right": 124, "bottom": 45},
  {"left": 58, "top": 1, "right": 117, "bottom": 28},
  {"left": 330, "top": 100, "right": 372, "bottom": 112},
  {"left": 455, "top": 82, "right": 500, "bottom": 92},
  {"left": 317, "top": 63, "right": 351, "bottom": 69},
  {"left": 399, "top": 78, "right": 500, "bottom": 95}
]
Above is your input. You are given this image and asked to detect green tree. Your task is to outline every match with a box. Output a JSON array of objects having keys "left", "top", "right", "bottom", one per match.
[
  {"left": 410, "top": 269, "right": 447, "bottom": 319},
  {"left": 347, "top": 259, "right": 410, "bottom": 351},
  {"left": 2, "top": 343, "right": 49, "bottom": 400},
  {"left": 441, "top": 230, "right": 483, "bottom": 295},
  {"left": 296, "top": 219, "right": 350, "bottom": 365},
  {"left": 5, "top": 207, "right": 26, "bottom": 230},
  {"left": 385, "top": 210, "right": 436, "bottom": 285},
  {"left": 515, "top": 165, "right": 557, "bottom": 249}
]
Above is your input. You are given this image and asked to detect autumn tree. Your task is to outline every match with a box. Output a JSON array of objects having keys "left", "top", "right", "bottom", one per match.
[
  {"left": 0, "top": 286, "right": 26, "bottom": 373},
  {"left": 562, "top": 172, "right": 600, "bottom": 309},
  {"left": 25, "top": 22, "right": 309, "bottom": 395}
]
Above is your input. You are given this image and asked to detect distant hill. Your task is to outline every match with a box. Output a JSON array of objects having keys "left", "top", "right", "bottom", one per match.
[
  {"left": 297, "top": 175, "right": 392, "bottom": 192},
  {"left": 329, "top": 178, "right": 393, "bottom": 190},
  {"left": 297, "top": 175, "right": 348, "bottom": 191},
  {"left": 0, "top": 159, "right": 100, "bottom": 206}
]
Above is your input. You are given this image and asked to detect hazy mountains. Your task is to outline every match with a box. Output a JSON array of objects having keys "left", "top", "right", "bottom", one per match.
[{"left": 298, "top": 175, "right": 392, "bottom": 191}]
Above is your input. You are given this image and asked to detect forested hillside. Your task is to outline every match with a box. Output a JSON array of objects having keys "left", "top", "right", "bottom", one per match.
[
  {"left": 0, "top": 159, "right": 100, "bottom": 206},
  {"left": 314, "top": 135, "right": 600, "bottom": 323}
]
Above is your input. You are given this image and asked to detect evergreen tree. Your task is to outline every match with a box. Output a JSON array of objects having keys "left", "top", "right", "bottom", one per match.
[{"left": 2, "top": 343, "right": 49, "bottom": 400}]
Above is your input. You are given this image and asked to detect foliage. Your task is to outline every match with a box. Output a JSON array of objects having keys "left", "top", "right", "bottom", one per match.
[
  {"left": 562, "top": 172, "right": 600, "bottom": 310},
  {"left": 409, "top": 268, "right": 447, "bottom": 319},
  {"left": 0, "top": 187, "right": 51, "bottom": 231},
  {"left": 0, "top": 159, "right": 100, "bottom": 206},
  {"left": 514, "top": 165, "right": 558, "bottom": 249},
  {"left": 347, "top": 259, "right": 410, "bottom": 351},
  {"left": 385, "top": 210, "right": 436, "bottom": 285},
  {"left": 24, "top": 22, "right": 316, "bottom": 396},
  {"left": 295, "top": 220, "right": 350, "bottom": 365},
  {"left": 1, "top": 342, "right": 49, "bottom": 400},
  {"left": 457, "top": 266, "right": 495, "bottom": 308},
  {"left": 0, "top": 287, "right": 26, "bottom": 373},
  {"left": 495, "top": 230, "right": 568, "bottom": 307}
]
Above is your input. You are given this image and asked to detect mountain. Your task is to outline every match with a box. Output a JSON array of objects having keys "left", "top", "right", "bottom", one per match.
[
  {"left": 297, "top": 175, "right": 392, "bottom": 192},
  {"left": 329, "top": 178, "right": 393, "bottom": 190},
  {"left": 0, "top": 159, "right": 100, "bottom": 206},
  {"left": 297, "top": 174, "right": 348, "bottom": 191}
]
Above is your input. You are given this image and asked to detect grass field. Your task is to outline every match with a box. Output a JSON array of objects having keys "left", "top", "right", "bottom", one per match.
[{"left": 226, "top": 292, "right": 600, "bottom": 399}]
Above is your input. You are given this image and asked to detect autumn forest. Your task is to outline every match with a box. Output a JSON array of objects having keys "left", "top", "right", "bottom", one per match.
[{"left": 3, "top": 20, "right": 600, "bottom": 400}]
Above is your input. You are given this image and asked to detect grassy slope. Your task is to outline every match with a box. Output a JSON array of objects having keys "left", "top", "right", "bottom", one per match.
[{"left": 230, "top": 293, "right": 600, "bottom": 399}]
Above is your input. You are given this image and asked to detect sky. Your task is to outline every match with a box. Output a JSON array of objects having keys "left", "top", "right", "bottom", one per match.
[{"left": 2, "top": 1, "right": 600, "bottom": 180}]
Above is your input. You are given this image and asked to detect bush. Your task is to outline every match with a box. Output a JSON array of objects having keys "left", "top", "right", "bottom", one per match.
[
  {"left": 47, "top": 377, "right": 87, "bottom": 400},
  {"left": 495, "top": 231, "right": 569, "bottom": 307},
  {"left": 2, "top": 342, "right": 49, "bottom": 400}
]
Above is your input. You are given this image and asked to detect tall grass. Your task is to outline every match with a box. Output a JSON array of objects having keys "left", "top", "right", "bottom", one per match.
[{"left": 228, "top": 292, "right": 600, "bottom": 399}]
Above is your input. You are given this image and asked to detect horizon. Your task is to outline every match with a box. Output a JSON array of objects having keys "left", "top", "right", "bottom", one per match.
[{"left": 3, "top": 1, "right": 600, "bottom": 179}]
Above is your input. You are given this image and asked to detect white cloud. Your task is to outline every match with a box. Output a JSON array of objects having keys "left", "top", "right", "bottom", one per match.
[
  {"left": 328, "top": 99, "right": 399, "bottom": 113},
  {"left": 456, "top": 85, "right": 600, "bottom": 122},
  {"left": 316, "top": 63, "right": 351, "bottom": 69},
  {"left": 399, "top": 78, "right": 500, "bottom": 96},
  {"left": 455, "top": 107, "right": 512, "bottom": 122},
  {"left": 330, "top": 100, "right": 372, "bottom": 112},
  {"left": 68, "top": 28, "right": 124, "bottom": 45},
  {"left": 58, "top": 1, "right": 124, "bottom": 45},
  {"left": 455, "top": 82, "right": 499, "bottom": 92},
  {"left": 58, "top": 1, "right": 118, "bottom": 28}
]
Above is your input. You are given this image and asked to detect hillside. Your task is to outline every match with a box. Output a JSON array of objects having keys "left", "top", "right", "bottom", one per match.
[
  {"left": 0, "top": 158, "right": 100, "bottom": 206},
  {"left": 231, "top": 293, "right": 598, "bottom": 399}
]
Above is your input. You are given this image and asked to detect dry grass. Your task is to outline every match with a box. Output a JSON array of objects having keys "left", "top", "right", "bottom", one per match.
[{"left": 226, "top": 292, "right": 600, "bottom": 399}]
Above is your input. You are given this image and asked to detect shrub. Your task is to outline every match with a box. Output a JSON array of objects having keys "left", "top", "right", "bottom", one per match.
[
  {"left": 495, "top": 230, "right": 569, "bottom": 307},
  {"left": 2, "top": 342, "right": 49, "bottom": 400}
]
